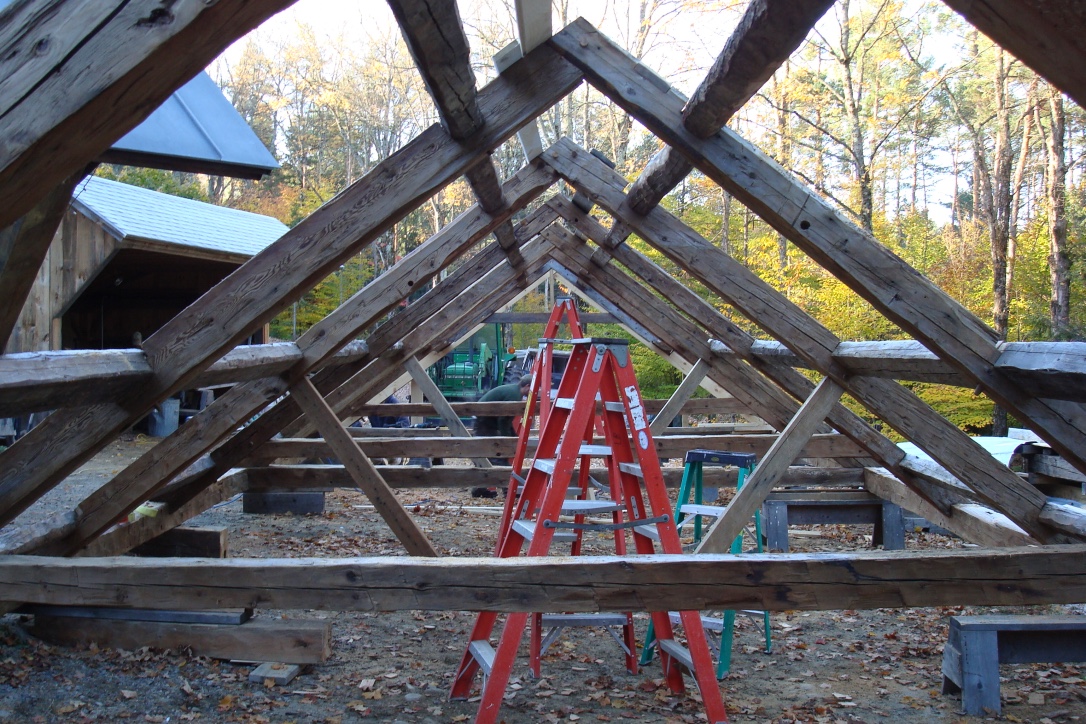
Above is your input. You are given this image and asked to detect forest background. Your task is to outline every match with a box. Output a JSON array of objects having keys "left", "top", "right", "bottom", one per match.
[{"left": 98, "top": 0, "right": 1086, "bottom": 435}]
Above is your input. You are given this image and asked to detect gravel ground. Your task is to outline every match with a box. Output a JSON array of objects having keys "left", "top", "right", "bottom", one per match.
[{"left": 2, "top": 435, "right": 1085, "bottom": 723}]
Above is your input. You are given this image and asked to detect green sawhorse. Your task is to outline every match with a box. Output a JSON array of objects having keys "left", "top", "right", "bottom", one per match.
[{"left": 640, "top": 449, "right": 772, "bottom": 678}]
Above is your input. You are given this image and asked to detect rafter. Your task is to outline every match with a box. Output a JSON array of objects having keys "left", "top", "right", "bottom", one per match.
[{"left": 550, "top": 19, "right": 1086, "bottom": 481}]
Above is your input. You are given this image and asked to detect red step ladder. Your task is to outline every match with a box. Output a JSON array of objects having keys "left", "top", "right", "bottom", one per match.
[{"left": 451, "top": 331, "right": 729, "bottom": 724}]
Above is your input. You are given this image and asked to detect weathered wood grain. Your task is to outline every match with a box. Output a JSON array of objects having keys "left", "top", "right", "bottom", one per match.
[
  {"left": 3, "top": 546, "right": 1085, "bottom": 612},
  {"left": 386, "top": 0, "right": 482, "bottom": 139}
]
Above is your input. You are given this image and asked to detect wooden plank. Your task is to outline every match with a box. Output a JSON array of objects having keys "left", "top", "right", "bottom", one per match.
[
  {"left": 0, "top": 509, "right": 78, "bottom": 555},
  {"left": 542, "top": 139, "right": 1060, "bottom": 542},
  {"left": 1038, "top": 501, "right": 1086, "bottom": 538},
  {"left": 0, "top": 0, "right": 296, "bottom": 230},
  {"left": 0, "top": 171, "right": 84, "bottom": 349},
  {"left": 386, "top": 0, "right": 482, "bottom": 140},
  {"left": 289, "top": 376, "right": 438, "bottom": 557},
  {"left": 940, "top": 0, "right": 1086, "bottom": 110},
  {"left": 549, "top": 20, "right": 1086, "bottom": 480},
  {"left": 3, "top": 545, "right": 1086, "bottom": 612},
  {"left": 863, "top": 467, "right": 1037, "bottom": 548},
  {"left": 697, "top": 378, "right": 845, "bottom": 553},
  {"left": 246, "top": 432, "right": 868, "bottom": 464},
  {"left": 0, "top": 42, "right": 580, "bottom": 530},
  {"left": 243, "top": 463, "right": 865, "bottom": 491},
  {"left": 649, "top": 359, "right": 709, "bottom": 435},
  {"left": 30, "top": 615, "right": 332, "bottom": 664},
  {"left": 349, "top": 396, "right": 748, "bottom": 419},
  {"left": 131, "top": 526, "right": 227, "bottom": 558}
]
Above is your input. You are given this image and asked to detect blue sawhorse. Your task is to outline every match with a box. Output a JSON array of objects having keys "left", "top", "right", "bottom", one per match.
[{"left": 640, "top": 450, "right": 771, "bottom": 678}]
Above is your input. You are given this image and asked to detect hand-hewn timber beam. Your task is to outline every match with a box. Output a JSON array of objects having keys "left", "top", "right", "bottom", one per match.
[
  {"left": 542, "top": 138, "right": 1064, "bottom": 542},
  {"left": 3, "top": 546, "right": 1085, "bottom": 612},
  {"left": 348, "top": 396, "right": 747, "bottom": 419},
  {"left": 290, "top": 376, "right": 439, "bottom": 557},
  {"left": 243, "top": 431, "right": 867, "bottom": 464},
  {"left": 711, "top": 339, "right": 1086, "bottom": 402},
  {"left": 385, "top": 0, "right": 483, "bottom": 140},
  {"left": 550, "top": 20, "right": 1086, "bottom": 481},
  {"left": 0, "top": 0, "right": 296, "bottom": 230},
  {"left": 0, "top": 171, "right": 86, "bottom": 350},
  {"left": 939, "top": 0, "right": 1086, "bottom": 110},
  {"left": 648, "top": 360, "right": 709, "bottom": 435},
  {"left": 612, "top": 0, "right": 833, "bottom": 241},
  {"left": 697, "top": 378, "right": 845, "bottom": 553},
  {"left": 403, "top": 357, "right": 492, "bottom": 468},
  {"left": 0, "top": 40, "right": 579, "bottom": 529},
  {"left": 863, "top": 467, "right": 1037, "bottom": 548},
  {"left": 0, "top": 341, "right": 372, "bottom": 417}
]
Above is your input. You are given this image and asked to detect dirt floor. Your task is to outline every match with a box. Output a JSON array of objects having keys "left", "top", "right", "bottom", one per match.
[{"left": 2, "top": 435, "right": 1085, "bottom": 723}]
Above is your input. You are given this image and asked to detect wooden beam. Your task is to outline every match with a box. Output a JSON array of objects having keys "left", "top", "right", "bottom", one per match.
[
  {"left": 244, "top": 463, "right": 865, "bottom": 491},
  {"left": 290, "top": 376, "right": 438, "bottom": 557},
  {"left": 0, "top": 341, "right": 372, "bottom": 417},
  {"left": 939, "top": 0, "right": 1086, "bottom": 110},
  {"left": 543, "top": 138, "right": 1063, "bottom": 542},
  {"left": 863, "top": 467, "right": 1037, "bottom": 548},
  {"left": 549, "top": 20, "right": 1086, "bottom": 481},
  {"left": 350, "top": 396, "right": 748, "bottom": 419},
  {"left": 131, "top": 526, "right": 227, "bottom": 558},
  {"left": 0, "top": 171, "right": 85, "bottom": 350},
  {"left": 649, "top": 359, "right": 709, "bottom": 435},
  {"left": 30, "top": 615, "right": 331, "bottom": 665},
  {"left": 3, "top": 546, "right": 1086, "bottom": 612},
  {"left": 386, "top": 0, "right": 482, "bottom": 140},
  {"left": 0, "top": 0, "right": 296, "bottom": 230},
  {"left": 246, "top": 432, "right": 868, "bottom": 464},
  {"left": 697, "top": 378, "right": 845, "bottom": 553},
  {"left": 484, "top": 311, "right": 618, "bottom": 325}
]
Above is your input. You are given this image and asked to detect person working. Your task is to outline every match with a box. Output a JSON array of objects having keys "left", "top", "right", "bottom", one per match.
[{"left": 471, "top": 374, "right": 532, "bottom": 498}]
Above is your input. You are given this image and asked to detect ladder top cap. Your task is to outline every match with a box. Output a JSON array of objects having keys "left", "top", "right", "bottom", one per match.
[
  {"left": 685, "top": 449, "right": 757, "bottom": 467},
  {"left": 538, "top": 337, "right": 629, "bottom": 346}
]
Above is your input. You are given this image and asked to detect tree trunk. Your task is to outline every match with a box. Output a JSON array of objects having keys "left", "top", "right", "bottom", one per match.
[{"left": 1045, "top": 87, "right": 1070, "bottom": 337}]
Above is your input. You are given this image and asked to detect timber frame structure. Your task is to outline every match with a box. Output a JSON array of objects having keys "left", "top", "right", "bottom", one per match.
[{"left": 3, "top": 0, "right": 1086, "bottom": 627}]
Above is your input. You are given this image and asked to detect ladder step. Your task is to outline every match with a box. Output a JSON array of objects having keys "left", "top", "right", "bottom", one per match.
[
  {"left": 578, "top": 444, "right": 612, "bottom": 456},
  {"left": 533, "top": 458, "right": 556, "bottom": 474},
  {"left": 560, "top": 499, "right": 624, "bottom": 514},
  {"left": 555, "top": 397, "right": 574, "bottom": 409},
  {"left": 541, "top": 613, "right": 629, "bottom": 627},
  {"left": 512, "top": 519, "right": 578, "bottom": 543},
  {"left": 657, "top": 638, "right": 694, "bottom": 671},
  {"left": 468, "top": 640, "right": 496, "bottom": 676},
  {"left": 633, "top": 524, "right": 661, "bottom": 541},
  {"left": 618, "top": 462, "right": 643, "bottom": 477},
  {"left": 678, "top": 503, "right": 725, "bottom": 518},
  {"left": 604, "top": 401, "right": 625, "bottom": 413}
]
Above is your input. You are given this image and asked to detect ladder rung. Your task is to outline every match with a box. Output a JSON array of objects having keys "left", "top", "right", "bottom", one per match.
[
  {"left": 554, "top": 397, "right": 574, "bottom": 409},
  {"left": 512, "top": 519, "right": 578, "bottom": 543},
  {"left": 604, "top": 401, "right": 625, "bottom": 412},
  {"left": 533, "top": 458, "right": 556, "bottom": 474},
  {"left": 678, "top": 503, "right": 725, "bottom": 518},
  {"left": 468, "top": 640, "right": 496, "bottom": 675},
  {"left": 667, "top": 610, "right": 765, "bottom": 632},
  {"left": 560, "top": 500, "right": 624, "bottom": 514},
  {"left": 633, "top": 524, "right": 661, "bottom": 541},
  {"left": 657, "top": 638, "right": 693, "bottom": 671},
  {"left": 541, "top": 613, "right": 629, "bottom": 627},
  {"left": 578, "top": 444, "right": 612, "bottom": 456},
  {"left": 618, "top": 462, "right": 643, "bottom": 477}
]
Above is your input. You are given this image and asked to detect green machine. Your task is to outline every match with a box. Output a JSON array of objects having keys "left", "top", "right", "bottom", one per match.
[{"left": 427, "top": 323, "right": 515, "bottom": 402}]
